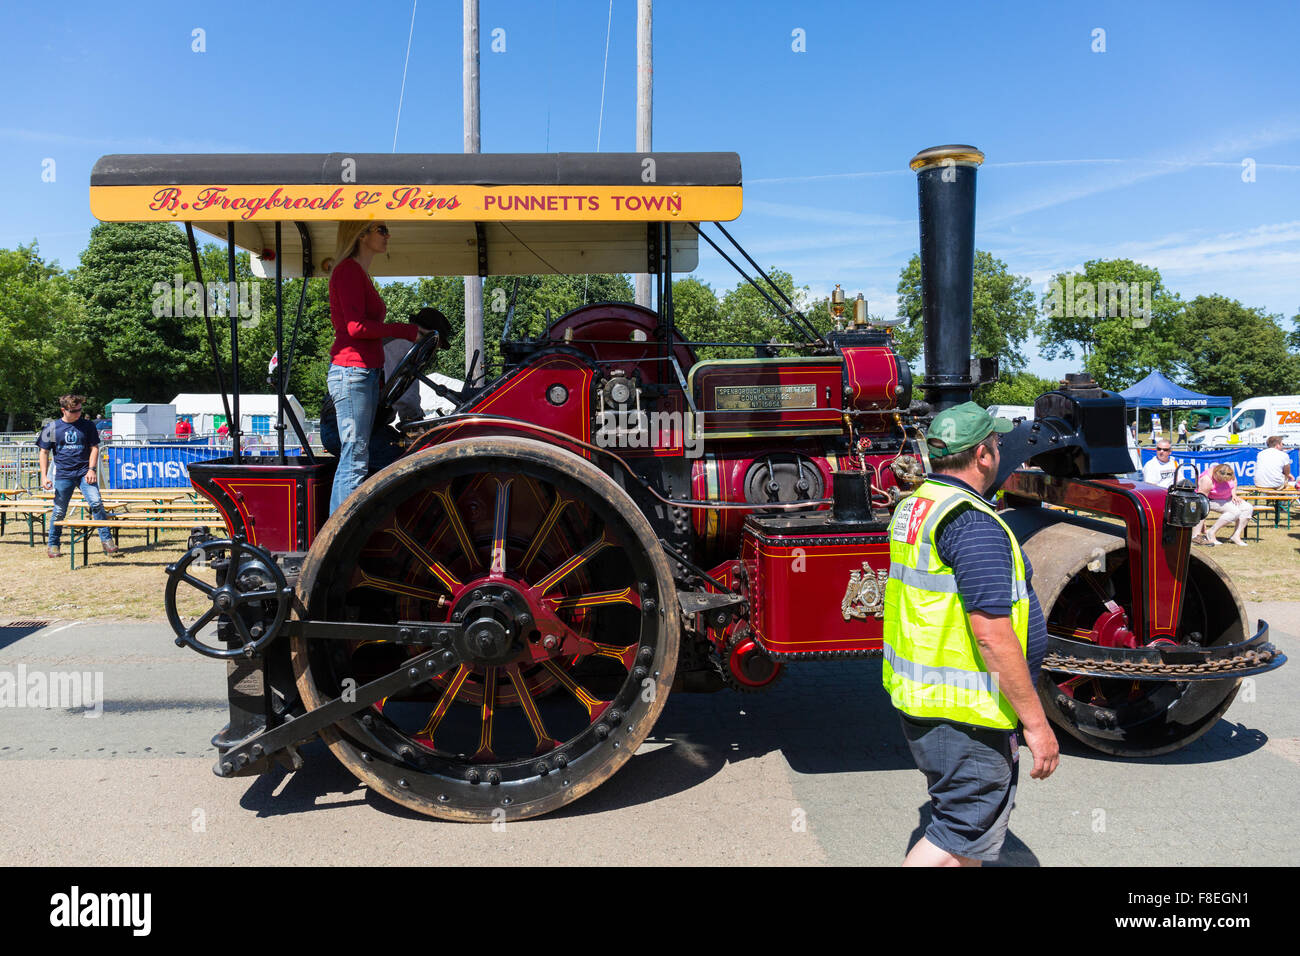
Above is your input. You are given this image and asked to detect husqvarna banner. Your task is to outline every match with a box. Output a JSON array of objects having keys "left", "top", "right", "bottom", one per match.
[{"left": 1140, "top": 446, "right": 1299, "bottom": 485}]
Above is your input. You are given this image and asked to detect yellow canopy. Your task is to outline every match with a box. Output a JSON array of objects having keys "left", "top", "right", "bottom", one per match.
[{"left": 90, "top": 152, "right": 741, "bottom": 277}]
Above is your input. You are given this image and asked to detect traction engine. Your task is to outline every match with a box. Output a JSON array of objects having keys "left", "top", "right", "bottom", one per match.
[{"left": 125, "top": 146, "right": 1285, "bottom": 821}]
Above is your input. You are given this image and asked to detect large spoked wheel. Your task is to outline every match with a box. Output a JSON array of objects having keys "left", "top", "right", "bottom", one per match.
[
  {"left": 292, "top": 436, "right": 679, "bottom": 821},
  {"left": 1005, "top": 511, "right": 1246, "bottom": 757}
]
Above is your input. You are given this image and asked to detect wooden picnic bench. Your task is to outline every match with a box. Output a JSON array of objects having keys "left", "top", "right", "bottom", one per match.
[
  {"left": 52, "top": 518, "right": 220, "bottom": 569},
  {"left": 1, "top": 498, "right": 135, "bottom": 545},
  {"left": 1237, "top": 491, "right": 1299, "bottom": 541}
]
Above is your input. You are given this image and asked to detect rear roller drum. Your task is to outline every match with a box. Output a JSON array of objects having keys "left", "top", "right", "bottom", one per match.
[
  {"left": 1005, "top": 510, "right": 1246, "bottom": 757},
  {"left": 292, "top": 437, "right": 679, "bottom": 821}
]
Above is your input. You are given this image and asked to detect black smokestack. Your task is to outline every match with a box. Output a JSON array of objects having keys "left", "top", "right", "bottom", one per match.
[{"left": 911, "top": 145, "right": 984, "bottom": 413}]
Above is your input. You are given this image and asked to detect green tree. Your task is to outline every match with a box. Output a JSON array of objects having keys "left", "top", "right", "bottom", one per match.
[
  {"left": 1036, "top": 258, "right": 1182, "bottom": 389},
  {"left": 172, "top": 242, "right": 337, "bottom": 416},
  {"left": 671, "top": 276, "right": 722, "bottom": 349},
  {"left": 391, "top": 274, "right": 633, "bottom": 382},
  {"left": 703, "top": 267, "right": 826, "bottom": 359},
  {"left": 69, "top": 223, "right": 199, "bottom": 406},
  {"left": 895, "top": 250, "right": 1037, "bottom": 373},
  {"left": 0, "top": 243, "right": 85, "bottom": 430},
  {"left": 1179, "top": 295, "right": 1300, "bottom": 401},
  {"left": 975, "top": 371, "right": 1059, "bottom": 408},
  {"left": 380, "top": 276, "right": 465, "bottom": 380}
]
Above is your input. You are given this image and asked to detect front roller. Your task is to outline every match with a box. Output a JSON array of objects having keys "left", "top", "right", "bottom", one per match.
[
  {"left": 1004, "top": 508, "right": 1256, "bottom": 757},
  {"left": 291, "top": 436, "right": 679, "bottom": 821}
]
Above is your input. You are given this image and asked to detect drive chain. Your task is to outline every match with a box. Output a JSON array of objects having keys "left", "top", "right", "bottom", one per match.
[{"left": 1043, "top": 643, "right": 1280, "bottom": 678}]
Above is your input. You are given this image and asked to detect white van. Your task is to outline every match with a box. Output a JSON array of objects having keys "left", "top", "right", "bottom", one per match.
[{"left": 1189, "top": 396, "right": 1300, "bottom": 447}]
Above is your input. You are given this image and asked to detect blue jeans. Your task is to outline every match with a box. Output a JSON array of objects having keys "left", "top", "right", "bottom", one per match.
[
  {"left": 49, "top": 475, "right": 113, "bottom": 547},
  {"left": 327, "top": 363, "right": 382, "bottom": 513}
]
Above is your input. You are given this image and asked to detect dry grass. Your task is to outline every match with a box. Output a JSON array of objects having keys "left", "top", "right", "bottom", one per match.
[
  {"left": 1067, "top": 507, "right": 1300, "bottom": 602},
  {"left": 0, "top": 526, "right": 211, "bottom": 622},
  {"left": 2, "top": 504, "right": 1297, "bottom": 624},
  {"left": 1191, "top": 523, "right": 1300, "bottom": 602}
]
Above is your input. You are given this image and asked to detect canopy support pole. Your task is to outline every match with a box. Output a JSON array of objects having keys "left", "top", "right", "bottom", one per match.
[
  {"left": 712, "top": 220, "right": 825, "bottom": 346},
  {"left": 282, "top": 224, "right": 312, "bottom": 390},
  {"left": 662, "top": 222, "right": 674, "bottom": 368},
  {"left": 278, "top": 223, "right": 317, "bottom": 464},
  {"left": 689, "top": 222, "right": 821, "bottom": 345},
  {"left": 227, "top": 222, "right": 241, "bottom": 464},
  {"left": 274, "top": 221, "right": 286, "bottom": 462},
  {"left": 184, "top": 223, "right": 234, "bottom": 445}
]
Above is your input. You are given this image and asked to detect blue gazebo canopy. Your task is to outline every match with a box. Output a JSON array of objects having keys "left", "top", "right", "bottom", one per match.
[{"left": 1119, "top": 371, "right": 1230, "bottom": 410}]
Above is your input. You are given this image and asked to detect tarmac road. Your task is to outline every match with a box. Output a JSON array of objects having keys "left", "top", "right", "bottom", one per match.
[{"left": 2, "top": 604, "right": 1297, "bottom": 866}]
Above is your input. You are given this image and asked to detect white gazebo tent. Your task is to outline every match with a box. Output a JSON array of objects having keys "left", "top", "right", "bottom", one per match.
[{"left": 170, "top": 393, "right": 308, "bottom": 438}]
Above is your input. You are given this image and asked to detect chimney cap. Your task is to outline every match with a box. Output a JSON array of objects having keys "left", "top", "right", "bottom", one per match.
[{"left": 909, "top": 145, "right": 985, "bottom": 171}]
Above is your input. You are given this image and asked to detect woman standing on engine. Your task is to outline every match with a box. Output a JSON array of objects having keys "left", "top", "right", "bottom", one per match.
[{"left": 324, "top": 220, "right": 422, "bottom": 513}]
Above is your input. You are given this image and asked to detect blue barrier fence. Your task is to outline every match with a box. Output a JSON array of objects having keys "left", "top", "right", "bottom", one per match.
[
  {"left": 104, "top": 444, "right": 307, "bottom": 489},
  {"left": 1139, "top": 446, "right": 1299, "bottom": 485}
]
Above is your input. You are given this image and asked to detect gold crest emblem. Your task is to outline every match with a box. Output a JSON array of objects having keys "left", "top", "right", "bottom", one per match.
[{"left": 841, "top": 562, "right": 889, "bottom": 621}]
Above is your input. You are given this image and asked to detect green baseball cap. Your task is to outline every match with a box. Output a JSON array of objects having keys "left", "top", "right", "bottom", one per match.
[{"left": 926, "top": 401, "right": 1014, "bottom": 458}]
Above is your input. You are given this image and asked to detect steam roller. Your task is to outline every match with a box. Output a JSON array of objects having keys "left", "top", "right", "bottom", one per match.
[
  {"left": 86, "top": 140, "right": 1286, "bottom": 823},
  {"left": 1006, "top": 508, "right": 1253, "bottom": 756}
]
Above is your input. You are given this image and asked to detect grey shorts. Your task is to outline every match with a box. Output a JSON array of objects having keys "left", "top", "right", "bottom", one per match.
[{"left": 901, "top": 715, "right": 1019, "bottom": 862}]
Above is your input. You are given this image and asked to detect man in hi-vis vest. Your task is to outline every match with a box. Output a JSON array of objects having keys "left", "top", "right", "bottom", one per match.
[{"left": 884, "top": 402, "right": 1058, "bottom": 866}]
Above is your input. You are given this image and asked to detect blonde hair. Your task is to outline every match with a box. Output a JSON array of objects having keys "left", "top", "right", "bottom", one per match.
[
  {"left": 1212, "top": 463, "right": 1235, "bottom": 481},
  {"left": 324, "top": 221, "right": 376, "bottom": 273}
]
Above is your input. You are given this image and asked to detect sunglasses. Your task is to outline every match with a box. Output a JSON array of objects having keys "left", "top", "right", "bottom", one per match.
[{"left": 370, "top": 225, "right": 390, "bottom": 236}]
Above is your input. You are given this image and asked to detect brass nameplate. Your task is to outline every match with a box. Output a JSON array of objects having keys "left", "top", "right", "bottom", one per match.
[{"left": 714, "top": 384, "right": 817, "bottom": 411}]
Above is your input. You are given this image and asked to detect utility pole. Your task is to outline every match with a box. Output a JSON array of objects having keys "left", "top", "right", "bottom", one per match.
[
  {"left": 634, "top": 0, "right": 653, "bottom": 310},
  {"left": 463, "top": 0, "right": 484, "bottom": 384}
]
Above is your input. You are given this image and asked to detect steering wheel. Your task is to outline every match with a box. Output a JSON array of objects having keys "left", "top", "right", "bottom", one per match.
[
  {"left": 382, "top": 332, "right": 446, "bottom": 414},
  {"left": 381, "top": 308, "right": 457, "bottom": 417}
]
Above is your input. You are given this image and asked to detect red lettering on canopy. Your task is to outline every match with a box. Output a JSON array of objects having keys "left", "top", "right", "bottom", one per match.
[{"left": 151, "top": 188, "right": 181, "bottom": 211}]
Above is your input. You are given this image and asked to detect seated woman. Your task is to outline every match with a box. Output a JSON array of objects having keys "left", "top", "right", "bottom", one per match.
[
  {"left": 323, "top": 221, "right": 423, "bottom": 514},
  {"left": 1192, "top": 462, "right": 1252, "bottom": 547}
]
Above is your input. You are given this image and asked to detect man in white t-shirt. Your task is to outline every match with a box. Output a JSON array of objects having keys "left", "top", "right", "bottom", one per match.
[
  {"left": 1141, "top": 440, "right": 1179, "bottom": 488},
  {"left": 1254, "top": 436, "right": 1295, "bottom": 491}
]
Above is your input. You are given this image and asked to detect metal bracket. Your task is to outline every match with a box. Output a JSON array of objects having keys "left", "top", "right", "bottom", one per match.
[
  {"left": 295, "top": 221, "right": 313, "bottom": 278},
  {"left": 286, "top": 619, "right": 461, "bottom": 645},
  {"left": 647, "top": 223, "right": 661, "bottom": 276},
  {"left": 475, "top": 222, "right": 488, "bottom": 277},
  {"left": 678, "top": 590, "right": 747, "bottom": 631},
  {"left": 214, "top": 641, "right": 465, "bottom": 778}
]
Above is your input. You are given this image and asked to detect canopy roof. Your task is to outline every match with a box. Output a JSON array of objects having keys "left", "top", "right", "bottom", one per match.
[
  {"left": 1119, "top": 371, "right": 1230, "bottom": 409},
  {"left": 90, "top": 152, "right": 741, "bottom": 277}
]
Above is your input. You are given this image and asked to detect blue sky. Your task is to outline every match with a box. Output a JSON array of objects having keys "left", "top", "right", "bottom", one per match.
[{"left": 4, "top": 0, "right": 1298, "bottom": 380}]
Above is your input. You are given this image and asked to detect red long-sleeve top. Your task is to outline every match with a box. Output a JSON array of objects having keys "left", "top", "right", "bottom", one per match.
[{"left": 328, "top": 257, "right": 419, "bottom": 368}]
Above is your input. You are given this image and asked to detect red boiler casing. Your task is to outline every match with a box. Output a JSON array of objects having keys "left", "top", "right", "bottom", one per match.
[
  {"left": 841, "top": 345, "right": 907, "bottom": 411},
  {"left": 740, "top": 511, "right": 890, "bottom": 658}
]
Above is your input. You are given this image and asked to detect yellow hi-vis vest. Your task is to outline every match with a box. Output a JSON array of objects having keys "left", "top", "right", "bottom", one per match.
[{"left": 882, "top": 479, "right": 1029, "bottom": 730}]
